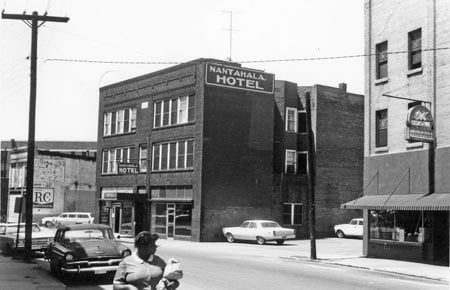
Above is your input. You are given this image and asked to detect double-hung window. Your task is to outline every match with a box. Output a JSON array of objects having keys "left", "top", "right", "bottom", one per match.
[
  {"left": 152, "top": 139, "right": 194, "bottom": 171},
  {"left": 103, "top": 108, "right": 137, "bottom": 136},
  {"left": 286, "top": 107, "right": 297, "bottom": 132},
  {"left": 376, "top": 41, "right": 388, "bottom": 79},
  {"left": 139, "top": 144, "right": 148, "bottom": 173},
  {"left": 154, "top": 95, "right": 195, "bottom": 128},
  {"left": 285, "top": 150, "right": 297, "bottom": 174},
  {"left": 408, "top": 28, "right": 422, "bottom": 70},
  {"left": 376, "top": 109, "right": 388, "bottom": 148},
  {"left": 102, "top": 146, "right": 134, "bottom": 174},
  {"left": 282, "top": 203, "right": 303, "bottom": 225}
]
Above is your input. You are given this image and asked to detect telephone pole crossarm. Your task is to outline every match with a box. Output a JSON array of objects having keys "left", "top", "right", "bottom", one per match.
[{"left": 1, "top": 11, "right": 69, "bottom": 261}]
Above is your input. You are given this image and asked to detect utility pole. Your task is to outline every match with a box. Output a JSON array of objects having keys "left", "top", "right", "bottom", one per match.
[
  {"left": 1, "top": 10, "right": 69, "bottom": 261},
  {"left": 305, "top": 92, "right": 317, "bottom": 260}
]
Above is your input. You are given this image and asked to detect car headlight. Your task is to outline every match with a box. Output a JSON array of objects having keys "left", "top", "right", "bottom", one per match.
[
  {"left": 65, "top": 253, "right": 74, "bottom": 261},
  {"left": 122, "top": 249, "right": 131, "bottom": 257}
]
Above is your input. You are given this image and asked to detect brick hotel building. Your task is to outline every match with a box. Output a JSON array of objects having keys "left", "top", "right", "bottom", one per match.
[{"left": 96, "top": 58, "right": 364, "bottom": 241}]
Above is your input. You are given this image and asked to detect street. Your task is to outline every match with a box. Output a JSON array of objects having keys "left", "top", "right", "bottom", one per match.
[{"left": 53, "top": 239, "right": 448, "bottom": 290}]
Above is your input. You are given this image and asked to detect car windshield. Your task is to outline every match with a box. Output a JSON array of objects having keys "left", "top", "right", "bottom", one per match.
[
  {"left": 261, "top": 222, "right": 281, "bottom": 228},
  {"left": 5, "top": 224, "right": 40, "bottom": 234},
  {"left": 63, "top": 229, "right": 112, "bottom": 242}
]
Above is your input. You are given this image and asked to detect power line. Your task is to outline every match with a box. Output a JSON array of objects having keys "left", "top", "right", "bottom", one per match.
[{"left": 42, "top": 46, "right": 450, "bottom": 65}]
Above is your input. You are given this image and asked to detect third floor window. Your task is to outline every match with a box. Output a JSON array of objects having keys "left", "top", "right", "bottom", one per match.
[
  {"left": 376, "top": 41, "right": 388, "bottom": 79},
  {"left": 103, "top": 107, "right": 136, "bottom": 136},
  {"left": 154, "top": 95, "right": 195, "bottom": 128}
]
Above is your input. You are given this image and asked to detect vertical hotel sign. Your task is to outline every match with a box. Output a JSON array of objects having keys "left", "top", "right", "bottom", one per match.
[
  {"left": 405, "top": 105, "right": 434, "bottom": 143},
  {"left": 205, "top": 63, "right": 274, "bottom": 94}
]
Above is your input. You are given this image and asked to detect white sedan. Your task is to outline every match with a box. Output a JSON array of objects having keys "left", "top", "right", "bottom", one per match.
[
  {"left": 334, "top": 218, "right": 363, "bottom": 238},
  {"left": 222, "top": 220, "right": 296, "bottom": 245}
]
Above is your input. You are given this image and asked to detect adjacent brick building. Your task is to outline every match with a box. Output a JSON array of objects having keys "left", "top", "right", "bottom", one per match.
[
  {"left": 343, "top": 0, "right": 450, "bottom": 265},
  {"left": 0, "top": 140, "right": 97, "bottom": 223},
  {"left": 275, "top": 81, "right": 364, "bottom": 237}
]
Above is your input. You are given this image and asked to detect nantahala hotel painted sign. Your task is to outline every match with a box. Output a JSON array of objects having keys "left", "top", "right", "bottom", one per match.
[
  {"left": 405, "top": 105, "right": 434, "bottom": 143},
  {"left": 205, "top": 63, "right": 274, "bottom": 94}
]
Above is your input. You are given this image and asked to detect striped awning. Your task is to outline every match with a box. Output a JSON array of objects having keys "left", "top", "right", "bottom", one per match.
[{"left": 342, "top": 193, "right": 450, "bottom": 211}]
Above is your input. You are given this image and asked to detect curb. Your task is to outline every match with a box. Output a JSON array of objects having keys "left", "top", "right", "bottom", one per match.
[{"left": 282, "top": 255, "right": 449, "bottom": 283}]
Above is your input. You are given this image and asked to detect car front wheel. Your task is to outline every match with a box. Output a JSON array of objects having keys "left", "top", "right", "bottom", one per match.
[
  {"left": 256, "top": 236, "right": 266, "bottom": 245},
  {"left": 45, "top": 221, "right": 54, "bottom": 228},
  {"left": 225, "top": 233, "right": 235, "bottom": 243},
  {"left": 336, "top": 230, "right": 345, "bottom": 238}
]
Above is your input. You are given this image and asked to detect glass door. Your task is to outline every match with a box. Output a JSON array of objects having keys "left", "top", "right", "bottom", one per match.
[
  {"left": 111, "top": 204, "right": 121, "bottom": 234},
  {"left": 167, "top": 203, "right": 175, "bottom": 239}
]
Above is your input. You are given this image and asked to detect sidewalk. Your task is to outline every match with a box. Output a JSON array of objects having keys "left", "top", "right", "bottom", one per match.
[{"left": 0, "top": 254, "right": 65, "bottom": 290}]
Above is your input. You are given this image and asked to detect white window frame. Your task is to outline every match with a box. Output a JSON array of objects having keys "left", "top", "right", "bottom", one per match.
[
  {"left": 286, "top": 107, "right": 297, "bottom": 132},
  {"left": 103, "top": 107, "right": 136, "bottom": 136},
  {"left": 152, "top": 139, "right": 194, "bottom": 171},
  {"left": 283, "top": 203, "right": 303, "bottom": 225},
  {"left": 153, "top": 96, "right": 193, "bottom": 128},
  {"left": 102, "top": 146, "right": 133, "bottom": 174},
  {"left": 285, "top": 150, "right": 297, "bottom": 174},
  {"left": 139, "top": 145, "right": 148, "bottom": 173}
]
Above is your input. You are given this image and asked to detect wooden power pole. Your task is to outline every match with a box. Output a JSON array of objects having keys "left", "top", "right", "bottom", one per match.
[
  {"left": 1, "top": 11, "right": 69, "bottom": 261},
  {"left": 305, "top": 92, "right": 317, "bottom": 259}
]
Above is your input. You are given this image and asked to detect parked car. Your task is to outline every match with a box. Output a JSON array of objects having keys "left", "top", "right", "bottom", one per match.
[
  {"left": 45, "top": 224, "right": 131, "bottom": 277},
  {"left": 41, "top": 212, "right": 94, "bottom": 227},
  {"left": 334, "top": 218, "right": 363, "bottom": 238},
  {"left": 222, "top": 220, "right": 296, "bottom": 245},
  {"left": 0, "top": 223, "right": 54, "bottom": 255}
]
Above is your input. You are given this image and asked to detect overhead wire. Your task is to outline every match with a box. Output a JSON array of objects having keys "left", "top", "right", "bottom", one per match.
[{"left": 42, "top": 46, "right": 450, "bottom": 65}]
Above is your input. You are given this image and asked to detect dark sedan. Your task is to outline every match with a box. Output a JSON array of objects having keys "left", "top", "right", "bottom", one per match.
[{"left": 45, "top": 224, "right": 131, "bottom": 277}]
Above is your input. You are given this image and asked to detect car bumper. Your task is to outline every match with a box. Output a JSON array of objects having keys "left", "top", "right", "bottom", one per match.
[
  {"left": 268, "top": 234, "right": 296, "bottom": 240},
  {"left": 62, "top": 265, "right": 119, "bottom": 274},
  {"left": 62, "top": 258, "right": 123, "bottom": 274}
]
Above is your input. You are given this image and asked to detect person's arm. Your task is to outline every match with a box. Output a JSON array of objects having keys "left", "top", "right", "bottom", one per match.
[
  {"left": 113, "top": 284, "right": 139, "bottom": 290},
  {"left": 113, "top": 260, "right": 138, "bottom": 290}
]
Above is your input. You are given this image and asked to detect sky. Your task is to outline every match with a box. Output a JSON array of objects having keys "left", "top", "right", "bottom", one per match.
[{"left": 0, "top": 0, "right": 364, "bottom": 142}]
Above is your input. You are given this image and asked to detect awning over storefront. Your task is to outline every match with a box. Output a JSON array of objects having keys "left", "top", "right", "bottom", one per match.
[{"left": 342, "top": 193, "right": 450, "bottom": 211}]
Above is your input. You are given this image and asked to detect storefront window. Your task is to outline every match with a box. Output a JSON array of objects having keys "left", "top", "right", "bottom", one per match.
[
  {"left": 175, "top": 204, "right": 192, "bottom": 236},
  {"left": 370, "top": 210, "right": 432, "bottom": 243}
]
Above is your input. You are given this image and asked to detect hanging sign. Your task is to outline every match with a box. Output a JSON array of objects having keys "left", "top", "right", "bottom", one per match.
[
  {"left": 118, "top": 163, "right": 139, "bottom": 174},
  {"left": 405, "top": 105, "right": 434, "bottom": 143},
  {"left": 205, "top": 62, "right": 274, "bottom": 94}
]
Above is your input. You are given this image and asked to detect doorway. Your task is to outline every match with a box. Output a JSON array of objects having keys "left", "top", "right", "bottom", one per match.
[{"left": 111, "top": 204, "right": 121, "bottom": 234}]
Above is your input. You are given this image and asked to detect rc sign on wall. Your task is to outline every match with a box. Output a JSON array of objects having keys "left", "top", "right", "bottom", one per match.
[
  {"left": 33, "top": 188, "right": 54, "bottom": 208},
  {"left": 205, "top": 62, "right": 274, "bottom": 94}
]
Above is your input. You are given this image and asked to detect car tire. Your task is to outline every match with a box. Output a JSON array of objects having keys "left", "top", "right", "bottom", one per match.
[
  {"left": 45, "top": 221, "right": 54, "bottom": 228},
  {"left": 256, "top": 236, "right": 266, "bottom": 245},
  {"left": 276, "top": 240, "right": 285, "bottom": 245},
  {"left": 225, "top": 233, "right": 235, "bottom": 243},
  {"left": 4, "top": 243, "right": 14, "bottom": 256},
  {"left": 336, "top": 230, "right": 345, "bottom": 238}
]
